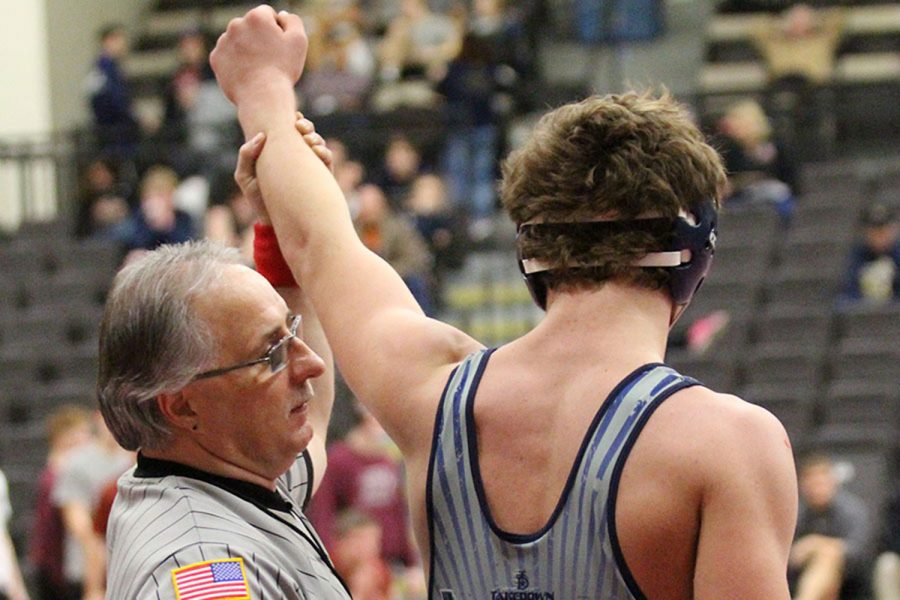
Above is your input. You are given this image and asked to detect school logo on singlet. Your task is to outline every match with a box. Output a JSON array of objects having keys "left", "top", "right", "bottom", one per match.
[{"left": 490, "top": 571, "right": 555, "bottom": 600}]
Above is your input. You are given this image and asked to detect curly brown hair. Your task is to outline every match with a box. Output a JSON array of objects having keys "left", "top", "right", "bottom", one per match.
[{"left": 501, "top": 90, "right": 726, "bottom": 294}]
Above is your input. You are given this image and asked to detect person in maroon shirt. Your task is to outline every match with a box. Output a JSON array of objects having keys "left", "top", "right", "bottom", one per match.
[
  {"left": 27, "top": 407, "right": 92, "bottom": 600},
  {"left": 306, "top": 402, "right": 417, "bottom": 568}
]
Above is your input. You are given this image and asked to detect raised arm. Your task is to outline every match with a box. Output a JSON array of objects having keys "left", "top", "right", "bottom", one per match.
[
  {"left": 212, "top": 7, "right": 481, "bottom": 452},
  {"left": 237, "top": 121, "right": 334, "bottom": 494}
]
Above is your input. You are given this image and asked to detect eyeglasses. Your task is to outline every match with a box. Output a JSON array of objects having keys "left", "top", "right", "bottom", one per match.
[{"left": 193, "top": 315, "right": 302, "bottom": 381}]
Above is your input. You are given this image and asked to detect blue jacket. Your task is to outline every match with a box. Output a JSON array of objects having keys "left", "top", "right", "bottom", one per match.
[{"left": 89, "top": 54, "right": 136, "bottom": 126}]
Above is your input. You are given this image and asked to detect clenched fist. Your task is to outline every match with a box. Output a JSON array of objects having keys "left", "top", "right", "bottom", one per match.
[{"left": 210, "top": 5, "right": 308, "bottom": 107}]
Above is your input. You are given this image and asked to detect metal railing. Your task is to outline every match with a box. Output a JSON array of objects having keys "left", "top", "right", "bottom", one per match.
[{"left": 0, "top": 132, "right": 81, "bottom": 234}]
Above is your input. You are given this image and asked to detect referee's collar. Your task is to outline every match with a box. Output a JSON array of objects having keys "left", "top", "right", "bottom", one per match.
[{"left": 135, "top": 453, "right": 293, "bottom": 512}]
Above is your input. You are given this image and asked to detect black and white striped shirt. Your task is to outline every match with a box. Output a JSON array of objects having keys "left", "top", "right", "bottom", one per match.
[{"left": 105, "top": 453, "right": 350, "bottom": 599}]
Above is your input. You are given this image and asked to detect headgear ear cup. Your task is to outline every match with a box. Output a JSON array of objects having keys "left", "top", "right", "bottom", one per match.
[
  {"left": 667, "top": 200, "right": 717, "bottom": 306},
  {"left": 516, "top": 228, "right": 549, "bottom": 310},
  {"left": 516, "top": 200, "right": 718, "bottom": 312}
]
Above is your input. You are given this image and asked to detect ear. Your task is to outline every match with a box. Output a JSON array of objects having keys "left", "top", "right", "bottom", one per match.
[{"left": 156, "top": 390, "right": 199, "bottom": 433}]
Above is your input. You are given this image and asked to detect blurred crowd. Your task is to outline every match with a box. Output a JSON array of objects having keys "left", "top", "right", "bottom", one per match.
[
  {"left": 77, "top": 0, "right": 550, "bottom": 316},
  {"left": 77, "top": 0, "right": 899, "bottom": 318}
]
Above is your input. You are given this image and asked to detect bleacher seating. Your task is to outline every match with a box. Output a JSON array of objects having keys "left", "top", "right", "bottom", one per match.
[
  {"left": 741, "top": 381, "right": 816, "bottom": 441},
  {"left": 754, "top": 304, "right": 833, "bottom": 347},
  {"left": 823, "top": 379, "right": 899, "bottom": 429},
  {"left": 0, "top": 228, "right": 115, "bottom": 546},
  {"left": 697, "top": 2, "right": 900, "bottom": 155}
]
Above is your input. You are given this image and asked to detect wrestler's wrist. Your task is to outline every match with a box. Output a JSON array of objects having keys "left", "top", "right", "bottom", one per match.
[
  {"left": 236, "top": 81, "right": 296, "bottom": 128},
  {"left": 253, "top": 223, "right": 297, "bottom": 288}
]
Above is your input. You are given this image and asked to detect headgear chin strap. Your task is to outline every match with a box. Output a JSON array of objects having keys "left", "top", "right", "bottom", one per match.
[{"left": 516, "top": 200, "right": 718, "bottom": 313}]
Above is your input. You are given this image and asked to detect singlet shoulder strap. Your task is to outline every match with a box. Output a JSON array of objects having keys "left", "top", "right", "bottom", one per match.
[
  {"left": 426, "top": 348, "right": 496, "bottom": 588},
  {"left": 606, "top": 364, "right": 702, "bottom": 600}
]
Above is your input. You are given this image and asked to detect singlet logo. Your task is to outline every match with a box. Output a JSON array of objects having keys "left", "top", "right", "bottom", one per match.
[
  {"left": 490, "top": 571, "right": 555, "bottom": 600},
  {"left": 515, "top": 571, "right": 529, "bottom": 590}
]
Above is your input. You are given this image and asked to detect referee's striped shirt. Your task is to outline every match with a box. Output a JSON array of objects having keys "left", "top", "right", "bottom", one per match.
[
  {"left": 427, "top": 349, "right": 700, "bottom": 600},
  {"left": 105, "top": 452, "right": 350, "bottom": 599}
]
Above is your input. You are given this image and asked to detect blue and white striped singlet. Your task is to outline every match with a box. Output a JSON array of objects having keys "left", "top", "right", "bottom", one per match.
[{"left": 427, "top": 348, "right": 700, "bottom": 600}]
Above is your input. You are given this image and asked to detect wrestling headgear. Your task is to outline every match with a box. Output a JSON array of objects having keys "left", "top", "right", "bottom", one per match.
[{"left": 516, "top": 200, "right": 718, "bottom": 312}]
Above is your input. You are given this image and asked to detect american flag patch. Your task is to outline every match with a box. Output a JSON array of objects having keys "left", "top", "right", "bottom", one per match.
[{"left": 171, "top": 558, "right": 250, "bottom": 600}]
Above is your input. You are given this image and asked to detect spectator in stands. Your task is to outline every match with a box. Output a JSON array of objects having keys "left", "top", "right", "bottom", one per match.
[
  {"left": 160, "top": 29, "right": 214, "bottom": 145},
  {"left": 85, "top": 24, "right": 140, "bottom": 156},
  {"left": 337, "top": 159, "right": 368, "bottom": 213},
  {"left": 751, "top": 3, "right": 845, "bottom": 87},
  {"left": 307, "top": 402, "right": 418, "bottom": 569},
  {"left": 790, "top": 454, "right": 874, "bottom": 600},
  {"left": 114, "top": 165, "right": 196, "bottom": 260},
  {"left": 436, "top": 32, "right": 502, "bottom": 238},
  {"left": 372, "top": 134, "right": 427, "bottom": 209},
  {"left": 379, "top": 0, "right": 462, "bottom": 77},
  {"left": 74, "top": 157, "right": 131, "bottom": 240},
  {"left": 352, "top": 182, "right": 435, "bottom": 315},
  {"left": 300, "top": 19, "right": 375, "bottom": 115},
  {"left": 80, "top": 194, "right": 130, "bottom": 242},
  {"left": 840, "top": 202, "right": 900, "bottom": 305},
  {"left": 28, "top": 406, "right": 93, "bottom": 600},
  {"left": 405, "top": 173, "right": 466, "bottom": 304},
  {"left": 751, "top": 4, "right": 846, "bottom": 158},
  {"left": 468, "top": 0, "right": 538, "bottom": 108},
  {"left": 331, "top": 510, "right": 393, "bottom": 600},
  {"left": 154, "top": 32, "right": 237, "bottom": 177},
  {"left": 324, "top": 136, "right": 350, "bottom": 173},
  {"left": 873, "top": 484, "right": 900, "bottom": 600},
  {"left": 375, "top": 0, "right": 462, "bottom": 110},
  {"left": 0, "top": 468, "right": 29, "bottom": 600},
  {"left": 51, "top": 412, "right": 133, "bottom": 600},
  {"left": 203, "top": 174, "right": 256, "bottom": 264},
  {"left": 717, "top": 99, "right": 797, "bottom": 223},
  {"left": 184, "top": 86, "right": 238, "bottom": 177},
  {"left": 317, "top": 134, "right": 366, "bottom": 212}
]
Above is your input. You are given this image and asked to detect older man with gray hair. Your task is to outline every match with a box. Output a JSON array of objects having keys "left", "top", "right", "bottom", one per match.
[{"left": 97, "top": 129, "right": 351, "bottom": 599}]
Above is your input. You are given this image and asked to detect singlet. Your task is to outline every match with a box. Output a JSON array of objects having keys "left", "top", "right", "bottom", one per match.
[
  {"left": 105, "top": 452, "right": 350, "bottom": 599},
  {"left": 427, "top": 349, "right": 699, "bottom": 600}
]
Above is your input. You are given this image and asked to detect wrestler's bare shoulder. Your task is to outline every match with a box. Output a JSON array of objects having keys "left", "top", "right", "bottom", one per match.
[
  {"left": 640, "top": 383, "right": 793, "bottom": 468},
  {"left": 659, "top": 383, "right": 789, "bottom": 433}
]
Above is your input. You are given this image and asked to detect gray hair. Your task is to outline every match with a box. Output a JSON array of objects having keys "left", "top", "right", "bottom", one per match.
[{"left": 97, "top": 240, "right": 244, "bottom": 451}]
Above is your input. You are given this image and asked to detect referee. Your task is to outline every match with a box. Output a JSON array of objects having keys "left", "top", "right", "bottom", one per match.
[{"left": 97, "top": 135, "right": 350, "bottom": 598}]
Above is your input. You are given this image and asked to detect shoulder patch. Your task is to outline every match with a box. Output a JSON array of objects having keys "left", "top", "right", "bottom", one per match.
[{"left": 171, "top": 558, "right": 250, "bottom": 600}]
